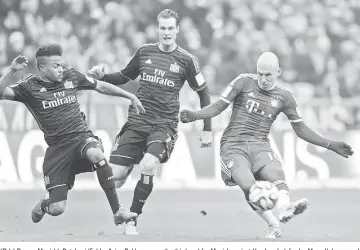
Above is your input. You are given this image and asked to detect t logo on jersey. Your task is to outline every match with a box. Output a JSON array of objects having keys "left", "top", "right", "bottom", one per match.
[
  {"left": 246, "top": 99, "right": 260, "bottom": 113},
  {"left": 245, "top": 99, "right": 273, "bottom": 118}
]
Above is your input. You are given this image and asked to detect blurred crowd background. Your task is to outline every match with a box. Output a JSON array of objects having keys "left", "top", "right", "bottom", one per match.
[{"left": 1, "top": 0, "right": 360, "bottom": 130}]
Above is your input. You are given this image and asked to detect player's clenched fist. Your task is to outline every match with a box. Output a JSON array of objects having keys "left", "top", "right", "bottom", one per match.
[
  {"left": 327, "top": 141, "right": 354, "bottom": 158},
  {"left": 180, "top": 109, "right": 197, "bottom": 123},
  {"left": 88, "top": 64, "right": 105, "bottom": 80},
  {"left": 10, "top": 55, "right": 28, "bottom": 72}
]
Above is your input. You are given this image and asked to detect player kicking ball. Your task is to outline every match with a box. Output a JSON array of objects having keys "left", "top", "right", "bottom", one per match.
[
  {"left": 0, "top": 44, "right": 145, "bottom": 227},
  {"left": 180, "top": 52, "right": 354, "bottom": 239}
]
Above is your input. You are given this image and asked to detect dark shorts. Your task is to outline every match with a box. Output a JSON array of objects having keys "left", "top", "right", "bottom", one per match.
[
  {"left": 109, "top": 121, "right": 178, "bottom": 166},
  {"left": 43, "top": 132, "right": 103, "bottom": 191},
  {"left": 220, "top": 140, "right": 281, "bottom": 186}
]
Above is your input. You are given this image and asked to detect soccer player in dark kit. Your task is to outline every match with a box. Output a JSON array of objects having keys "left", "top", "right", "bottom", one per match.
[
  {"left": 180, "top": 52, "right": 354, "bottom": 238},
  {"left": 88, "top": 9, "right": 212, "bottom": 235},
  {"left": 0, "top": 44, "right": 145, "bottom": 227}
]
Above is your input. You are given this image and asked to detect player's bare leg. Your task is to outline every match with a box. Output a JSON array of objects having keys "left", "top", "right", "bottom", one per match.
[
  {"left": 109, "top": 163, "right": 134, "bottom": 189},
  {"left": 226, "top": 160, "right": 282, "bottom": 239},
  {"left": 86, "top": 147, "right": 137, "bottom": 225}
]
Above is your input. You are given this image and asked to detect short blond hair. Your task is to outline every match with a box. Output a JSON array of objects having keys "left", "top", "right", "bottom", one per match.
[{"left": 157, "top": 9, "right": 180, "bottom": 26}]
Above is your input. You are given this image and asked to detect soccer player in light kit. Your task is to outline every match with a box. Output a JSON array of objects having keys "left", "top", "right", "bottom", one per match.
[
  {"left": 180, "top": 52, "right": 354, "bottom": 238},
  {"left": 0, "top": 44, "right": 145, "bottom": 226},
  {"left": 88, "top": 9, "right": 212, "bottom": 235}
]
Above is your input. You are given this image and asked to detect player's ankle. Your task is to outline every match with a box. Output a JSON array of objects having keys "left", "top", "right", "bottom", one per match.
[{"left": 40, "top": 198, "right": 49, "bottom": 213}]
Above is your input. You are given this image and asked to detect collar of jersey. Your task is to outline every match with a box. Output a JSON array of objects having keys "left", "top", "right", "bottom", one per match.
[{"left": 157, "top": 42, "right": 178, "bottom": 53}]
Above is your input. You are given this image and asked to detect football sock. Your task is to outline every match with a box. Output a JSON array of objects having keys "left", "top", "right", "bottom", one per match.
[
  {"left": 95, "top": 159, "right": 120, "bottom": 214},
  {"left": 272, "top": 181, "right": 290, "bottom": 219},
  {"left": 257, "top": 210, "right": 280, "bottom": 227},
  {"left": 41, "top": 199, "right": 50, "bottom": 213},
  {"left": 246, "top": 198, "right": 261, "bottom": 212},
  {"left": 274, "top": 180, "right": 289, "bottom": 192},
  {"left": 246, "top": 197, "right": 279, "bottom": 227},
  {"left": 130, "top": 174, "right": 154, "bottom": 216}
]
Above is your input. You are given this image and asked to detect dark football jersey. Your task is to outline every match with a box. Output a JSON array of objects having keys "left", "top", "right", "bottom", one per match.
[
  {"left": 120, "top": 43, "right": 207, "bottom": 125},
  {"left": 220, "top": 73, "right": 302, "bottom": 143},
  {"left": 10, "top": 69, "right": 97, "bottom": 145}
]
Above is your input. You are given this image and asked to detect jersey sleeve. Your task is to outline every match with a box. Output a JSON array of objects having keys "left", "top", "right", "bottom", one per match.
[
  {"left": 64, "top": 69, "right": 97, "bottom": 90},
  {"left": 10, "top": 74, "right": 34, "bottom": 103},
  {"left": 282, "top": 91, "right": 302, "bottom": 123},
  {"left": 120, "top": 48, "right": 140, "bottom": 80},
  {"left": 186, "top": 56, "right": 207, "bottom": 91},
  {"left": 220, "top": 76, "right": 246, "bottom": 103}
]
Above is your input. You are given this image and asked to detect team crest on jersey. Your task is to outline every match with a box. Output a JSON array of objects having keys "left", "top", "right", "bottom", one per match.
[
  {"left": 270, "top": 97, "right": 279, "bottom": 107},
  {"left": 226, "top": 159, "right": 235, "bottom": 169},
  {"left": 44, "top": 176, "right": 50, "bottom": 185},
  {"left": 170, "top": 63, "right": 180, "bottom": 73},
  {"left": 64, "top": 80, "right": 74, "bottom": 89}
]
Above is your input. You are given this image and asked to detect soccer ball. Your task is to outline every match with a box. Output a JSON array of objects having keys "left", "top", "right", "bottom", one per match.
[{"left": 249, "top": 181, "right": 279, "bottom": 211}]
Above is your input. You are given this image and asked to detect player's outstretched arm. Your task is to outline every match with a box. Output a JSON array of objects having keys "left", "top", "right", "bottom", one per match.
[
  {"left": 180, "top": 99, "right": 229, "bottom": 123},
  {"left": 291, "top": 121, "right": 354, "bottom": 158},
  {"left": 197, "top": 86, "right": 212, "bottom": 129},
  {"left": 196, "top": 86, "right": 213, "bottom": 147},
  {"left": 88, "top": 65, "right": 129, "bottom": 85},
  {"left": 94, "top": 80, "right": 145, "bottom": 114},
  {"left": 0, "top": 55, "right": 28, "bottom": 100}
]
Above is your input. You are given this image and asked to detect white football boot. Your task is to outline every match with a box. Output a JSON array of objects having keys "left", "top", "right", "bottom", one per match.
[
  {"left": 113, "top": 208, "right": 138, "bottom": 225},
  {"left": 279, "top": 198, "right": 309, "bottom": 223},
  {"left": 263, "top": 225, "right": 282, "bottom": 239},
  {"left": 124, "top": 219, "right": 139, "bottom": 236}
]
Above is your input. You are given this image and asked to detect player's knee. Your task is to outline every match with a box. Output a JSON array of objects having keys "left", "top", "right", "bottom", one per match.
[
  {"left": 232, "top": 173, "right": 255, "bottom": 196},
  {"left": 233, "top": 176, "right": 256, "bottom": 200},
  {"left": 85, "top": 147, "right": 104, "bottom": 163},
  {"left": 109, "top": 163, "right": 134, "bottom": 189},
  {"left": 115, "top": 179, "right": 126, "bottom": 189},
  {"left": 229, "top": 168, "right": 256, "bottom": 198},
  {"left": 242, "top": 182, "right": 256, "bottom": 200},
  {"left": 48, "top": 200, "right": 66, "bottom": 216},
  {"left": 257, "top": 164, "right": 285, "bottom": 183},
  {"left": 261, "top": 170, "right": 285, "bottom": 184},
  {"left": 139, "top": 153, "right": 160, "bottom": 176},
  {"left": 109, "top": 163, "right": 131, "bottom": 180}
]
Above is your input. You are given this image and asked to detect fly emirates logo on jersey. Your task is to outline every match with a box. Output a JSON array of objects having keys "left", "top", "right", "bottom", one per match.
[
  {"left": 42, "top": 90, "right": 77, "bottom": 109},
  {"left": 141, "top": 68, "right": 175, "bottom": 87}
]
